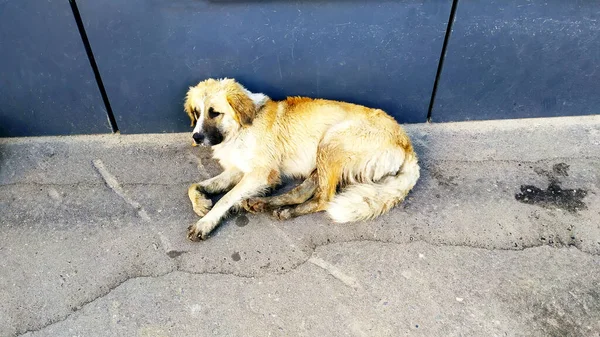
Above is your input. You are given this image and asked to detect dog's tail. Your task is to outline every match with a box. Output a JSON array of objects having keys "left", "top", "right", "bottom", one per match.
[{"left": 326, "top": 151, "right": 420, "bottom": 223}]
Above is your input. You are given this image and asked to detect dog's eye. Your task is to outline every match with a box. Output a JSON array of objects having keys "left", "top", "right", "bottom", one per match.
[{"left": 208, "top": 107, "right": 221, "bottom": 119}]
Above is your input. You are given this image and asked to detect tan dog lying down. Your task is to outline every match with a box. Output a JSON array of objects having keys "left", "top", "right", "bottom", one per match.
[{"left": 184, "top": 78, "right": 420, "bottom": 241}]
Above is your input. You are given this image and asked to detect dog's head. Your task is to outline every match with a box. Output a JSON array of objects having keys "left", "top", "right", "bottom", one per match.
[{"left": 184, "top": 78, "right": 268, "bottom": 146}]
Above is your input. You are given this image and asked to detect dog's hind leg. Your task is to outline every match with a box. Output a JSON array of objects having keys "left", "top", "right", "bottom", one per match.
[
  {"left": 242, "top": 170, "right": 318, "bottom": 213},
  {"left": 275, "top": 119, "right": 416, "bottom": 223},
  {"left": 272, "top": 145, "right": 342, "bottom": 220}
]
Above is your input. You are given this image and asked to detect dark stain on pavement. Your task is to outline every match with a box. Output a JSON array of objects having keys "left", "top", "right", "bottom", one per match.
[
  {"left": 429, "top": 166, "right": 457, "bottom": 187},
  {"left": 516, "top": 184, "right": 587, "bottom": 213},
  {"left": 235, "top": 215, "right": 249, "bottom": 227},
  {"left": 551, "top": 163, "right": 570, "bottom": 177},
  {"left": 516, "top": 163, "right": 587, "bottom": 213},
  {"left": 167, "top": 250, "right": 186, "bottom": 258},
  {"left": 534, "top": 162, "right": 570, "bottom": 183}
]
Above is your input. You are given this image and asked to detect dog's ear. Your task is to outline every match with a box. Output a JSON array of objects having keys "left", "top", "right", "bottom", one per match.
[
  {"left": 226, "top": 90, "right": 255, "bottom": 127},
  {"left": 184, "top": 102, "right": 196, "bottom": 127},
  {"left": 184, "top": 88, "right": 197, "bottom": 127}
]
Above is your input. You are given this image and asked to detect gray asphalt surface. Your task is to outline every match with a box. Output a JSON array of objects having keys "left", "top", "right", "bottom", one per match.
[{"left": 1, "top": 116, "right": 599, "bottom": 337}]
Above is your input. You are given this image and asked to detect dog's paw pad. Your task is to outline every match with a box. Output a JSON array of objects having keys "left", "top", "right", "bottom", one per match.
[{"left": 273, "top": 208, "right": 293, "bottom": 221}]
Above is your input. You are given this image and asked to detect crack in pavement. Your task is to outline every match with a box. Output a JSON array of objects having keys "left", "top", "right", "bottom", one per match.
[
  {"left": 307, "top": 236, "right": 600, "bottom": 257},
  {"left": 91, "top": 160, "right": 182, "bottom": 260},
  {"left": 92, "top": 159, "right": 151, "bottom": 222},
  {"left": 308, "top": 256, "right": 363, "bottom": 290},
  {"left": 15, "top": 268, "right": 172, "bottom": 337},
  {"left": 13, "top": 237, "right": 599, "bottom": 337},
  {"left": 268, "top": 221, "right": 364, "bottom": 290},
  {"left": 14, "top": 265, "right": 259, "bottom": 337}
]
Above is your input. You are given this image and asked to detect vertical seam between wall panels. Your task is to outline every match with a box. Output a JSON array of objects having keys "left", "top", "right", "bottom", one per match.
[
  {"left": 427, "top": 0, "right": 459, "bottom": 122},
  {"left": 68, "top": 0, "right": 119, "bottom": 133}
]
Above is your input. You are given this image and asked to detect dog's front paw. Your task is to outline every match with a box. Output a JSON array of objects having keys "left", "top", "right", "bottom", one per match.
[
  {"left": 242, "top": 197, "right": 268, "bottom": 214},
  {"left": 187, "top": 223, "right": 209, "bottom": 242},
  {"left": 189, "top": 185, "right": 213, "bottom": 217},
  {"left": 272, "top": 207, "right": 293, "bottom": 221},
  {"left": 192, "top": 197, "right": 212, "bottom": 217},
  {"left": 187, "top": 224, "right": 203, "bottom": 242},
  {"left": 187, "top": 219, "right": 218, "bottom": 242}
]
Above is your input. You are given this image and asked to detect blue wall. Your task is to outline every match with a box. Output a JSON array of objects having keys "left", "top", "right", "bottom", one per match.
[
  {"left": 432, "top": 0, "right": 600, "bottom": 121},
  {"left": 77, "top": 0, "right": 452, "bottom": 133},
  {"left": 0, "top": 0, "right": 111, "bottom": 137},
  {"left": 0, "top": 0, "right": 598, "bottom": 137}
]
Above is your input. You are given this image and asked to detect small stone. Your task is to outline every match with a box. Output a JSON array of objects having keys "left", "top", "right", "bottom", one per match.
[{"left": 48, "top": 188, "right": 61, "bottom": 202}]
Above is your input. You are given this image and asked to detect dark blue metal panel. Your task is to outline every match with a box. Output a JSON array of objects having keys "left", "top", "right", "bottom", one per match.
[
  {"left": 77, "top": 0, "right": 452, "bottom": 133},
  {"left": 432, "top": 0, "right": 600, "bottom": 122},
  {"left": 0, "top": 0, "right": 111, "bottom": 137}
]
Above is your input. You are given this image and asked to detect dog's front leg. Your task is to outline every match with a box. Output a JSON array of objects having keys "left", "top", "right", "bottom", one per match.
[
  {"left": 188, "top": 169, "right": 242, "bottom": 217},
  {"left": 187, "top": 170, "right": 273, "bottom": 241}
]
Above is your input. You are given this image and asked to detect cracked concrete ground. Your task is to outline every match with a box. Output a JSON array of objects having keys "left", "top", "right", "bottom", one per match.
[{"left": 1, "top": 115, "right": 599, "bottom": 337}]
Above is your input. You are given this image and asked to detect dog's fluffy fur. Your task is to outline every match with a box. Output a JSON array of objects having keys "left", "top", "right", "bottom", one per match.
[{"left": 184, "top": 78, "right": 420, "bottom": 241}]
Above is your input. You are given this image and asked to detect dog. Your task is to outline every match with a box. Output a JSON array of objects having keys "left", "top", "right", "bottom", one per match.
[{"left": 184, "top": 78, "right": 420, "bottom": 241}]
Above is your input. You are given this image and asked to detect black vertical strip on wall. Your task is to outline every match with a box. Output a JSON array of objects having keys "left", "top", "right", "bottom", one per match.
[
  {"left": 68, "top": 0, "right": 119, "bottom": 133},
  {"left": 427, "top": 0, "right": 460, "bottom": 122}
]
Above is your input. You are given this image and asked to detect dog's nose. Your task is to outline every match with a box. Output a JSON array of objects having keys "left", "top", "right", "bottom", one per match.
[{"left": 192, "top": 133, "right": 204, "bottom": 143}]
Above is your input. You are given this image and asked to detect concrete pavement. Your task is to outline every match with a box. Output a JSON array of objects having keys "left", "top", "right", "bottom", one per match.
[{"left": 1, "top": 115, "right": 599, "bottom": 336}]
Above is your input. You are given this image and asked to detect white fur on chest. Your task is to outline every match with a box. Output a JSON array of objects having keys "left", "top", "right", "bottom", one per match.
[{"left": 212, "top": 132, "right": 257, "bottom": 173}]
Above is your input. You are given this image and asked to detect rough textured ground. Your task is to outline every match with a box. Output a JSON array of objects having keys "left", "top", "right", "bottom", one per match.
[{"left": 1, "top": 116, "right": 599, "bottom": 337}]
